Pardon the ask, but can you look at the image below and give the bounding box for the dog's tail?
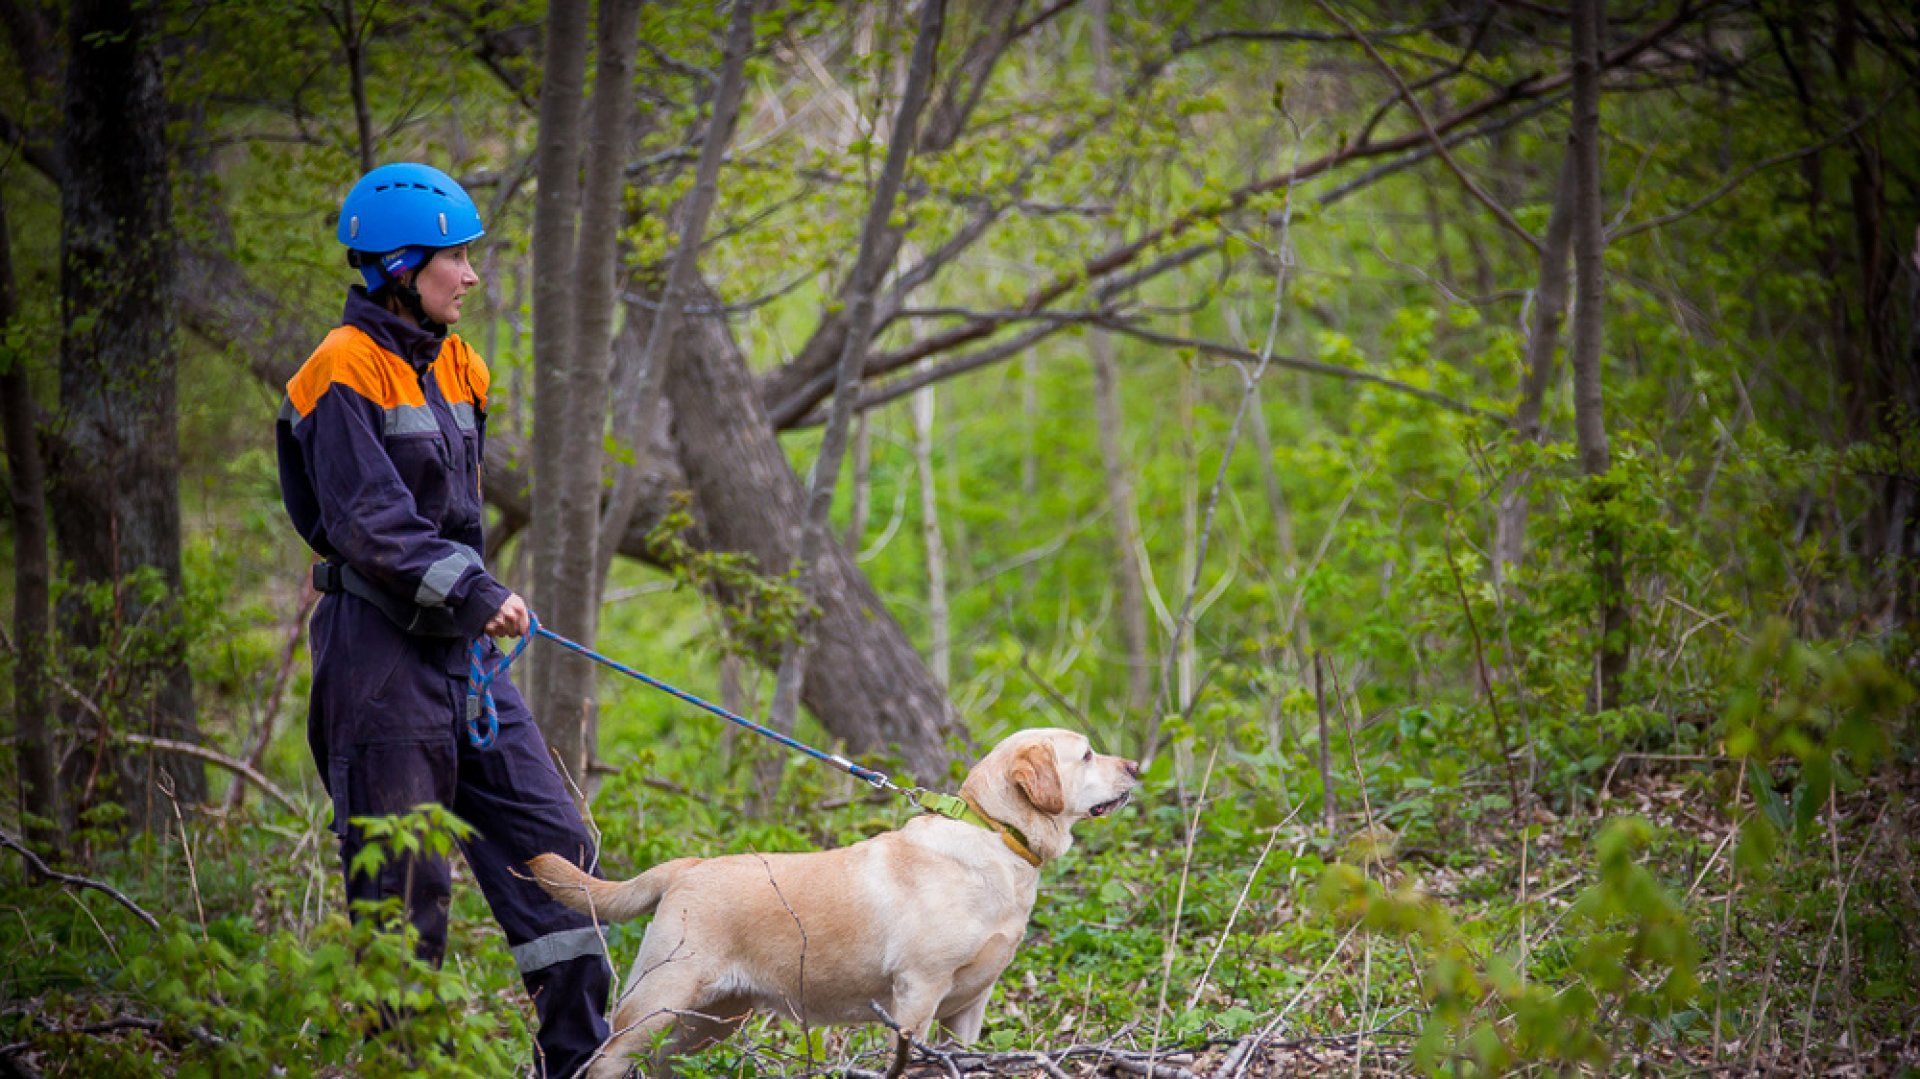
[527,853,697,923]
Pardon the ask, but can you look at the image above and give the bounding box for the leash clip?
[914,789,969,820]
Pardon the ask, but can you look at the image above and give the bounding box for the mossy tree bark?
[1569,0,1629,712]
[52,0,204,824]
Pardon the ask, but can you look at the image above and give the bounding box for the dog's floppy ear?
[1010,743,1065,814]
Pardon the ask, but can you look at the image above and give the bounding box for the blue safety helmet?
[337,162,485,291]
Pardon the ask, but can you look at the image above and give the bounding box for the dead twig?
[1440,517,1523,814]
[156,772,207,939]
[226,588,317,812]
[868,1001,962,1079]
[1799,799,1888,1070]
[44,659,302,816]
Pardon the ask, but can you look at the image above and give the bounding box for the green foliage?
[4,0,1916,1071]
[116,909,519,1077]
[1722,623,1915,872]
[347,804,477,883]
[1,806,522,1075]
[1317,816,1699,1075]
[643,493,813,659]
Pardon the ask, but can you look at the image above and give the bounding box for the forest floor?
[2,750,1916,1076]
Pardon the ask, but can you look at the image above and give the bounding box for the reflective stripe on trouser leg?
[450,668,610,1076]
[512,926,606,974]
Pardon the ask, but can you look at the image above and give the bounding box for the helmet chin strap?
[375,251,447,334]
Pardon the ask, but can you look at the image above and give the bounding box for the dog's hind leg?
[584,968,706,1079]
[657,994,749,1073]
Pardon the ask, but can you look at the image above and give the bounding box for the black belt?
[312,562,465,638]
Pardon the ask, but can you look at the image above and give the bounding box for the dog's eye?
[1083,748,1093,762]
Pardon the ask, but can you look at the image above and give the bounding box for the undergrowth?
[2,618,1913,1076]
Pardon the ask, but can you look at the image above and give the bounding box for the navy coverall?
[277,287,611,1076]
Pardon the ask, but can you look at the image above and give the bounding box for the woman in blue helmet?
[276,162,610,1075]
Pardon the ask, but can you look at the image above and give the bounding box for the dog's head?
[959,728,1139,863]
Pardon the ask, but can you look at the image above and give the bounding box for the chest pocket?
[383,402,455,523]
[447,399,483,511]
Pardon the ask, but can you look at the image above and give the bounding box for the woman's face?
[411,245,479,324]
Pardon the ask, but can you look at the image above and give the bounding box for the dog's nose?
[1123,759,1141,779]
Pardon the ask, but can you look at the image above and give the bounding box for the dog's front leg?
[938,990,992,1045]
[876,975,950,1079]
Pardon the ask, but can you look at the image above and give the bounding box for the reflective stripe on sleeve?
[448,401,477,431]
[278,396,303,427]
[511,927,606,974]
[416,549,476,607]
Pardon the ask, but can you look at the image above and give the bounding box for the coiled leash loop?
[464,611,899,794]
[465,618,534,750]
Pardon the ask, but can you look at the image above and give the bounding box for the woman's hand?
[485,592,531,637]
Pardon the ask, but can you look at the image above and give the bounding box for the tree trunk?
[846,413,870,551]
[1087,0,1152,714]
[1,192,64,848]
[1176,349,1198,714]
[599,0,758,585]
[1569,0,1628,712]
[530,0,640,785]
[339,0,375,172]
[1019,353,1038,603]
[767,0,949,760]
[1493,153,1577,582]
[1088,316,1153,708]
[1246,379,1317,687]
[526,0,592,774]
[52,0,203,823]
[660,282,951,780]
[1831,0,1913,625]
[911,375,950,686]
[1900,229,1920,629]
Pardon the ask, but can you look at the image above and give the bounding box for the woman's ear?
[1010,743,1064,814]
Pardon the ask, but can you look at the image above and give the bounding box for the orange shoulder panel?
[285,327,422,418]
[436,335,490,410]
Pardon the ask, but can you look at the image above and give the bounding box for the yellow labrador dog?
[528,727,1139,1078]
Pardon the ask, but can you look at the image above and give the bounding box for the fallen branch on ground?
[837,1029,1410,1079]
[0,829,160,930]
[0,1011,226,1057]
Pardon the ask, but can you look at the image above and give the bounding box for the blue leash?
[465,614,898,792]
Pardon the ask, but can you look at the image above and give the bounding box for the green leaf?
[1746,762,1790,833]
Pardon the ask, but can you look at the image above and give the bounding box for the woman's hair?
[350,247,443,324]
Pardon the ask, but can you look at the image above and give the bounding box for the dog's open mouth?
[1088,792,1131,818]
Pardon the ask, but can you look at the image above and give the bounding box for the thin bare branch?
[1608,92,1900,241]
[1099,321,1501,421]
[1315,0,1542,253]
[119,733,303,816]
[1174,15,1477,52]
[766,5,1702,426]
